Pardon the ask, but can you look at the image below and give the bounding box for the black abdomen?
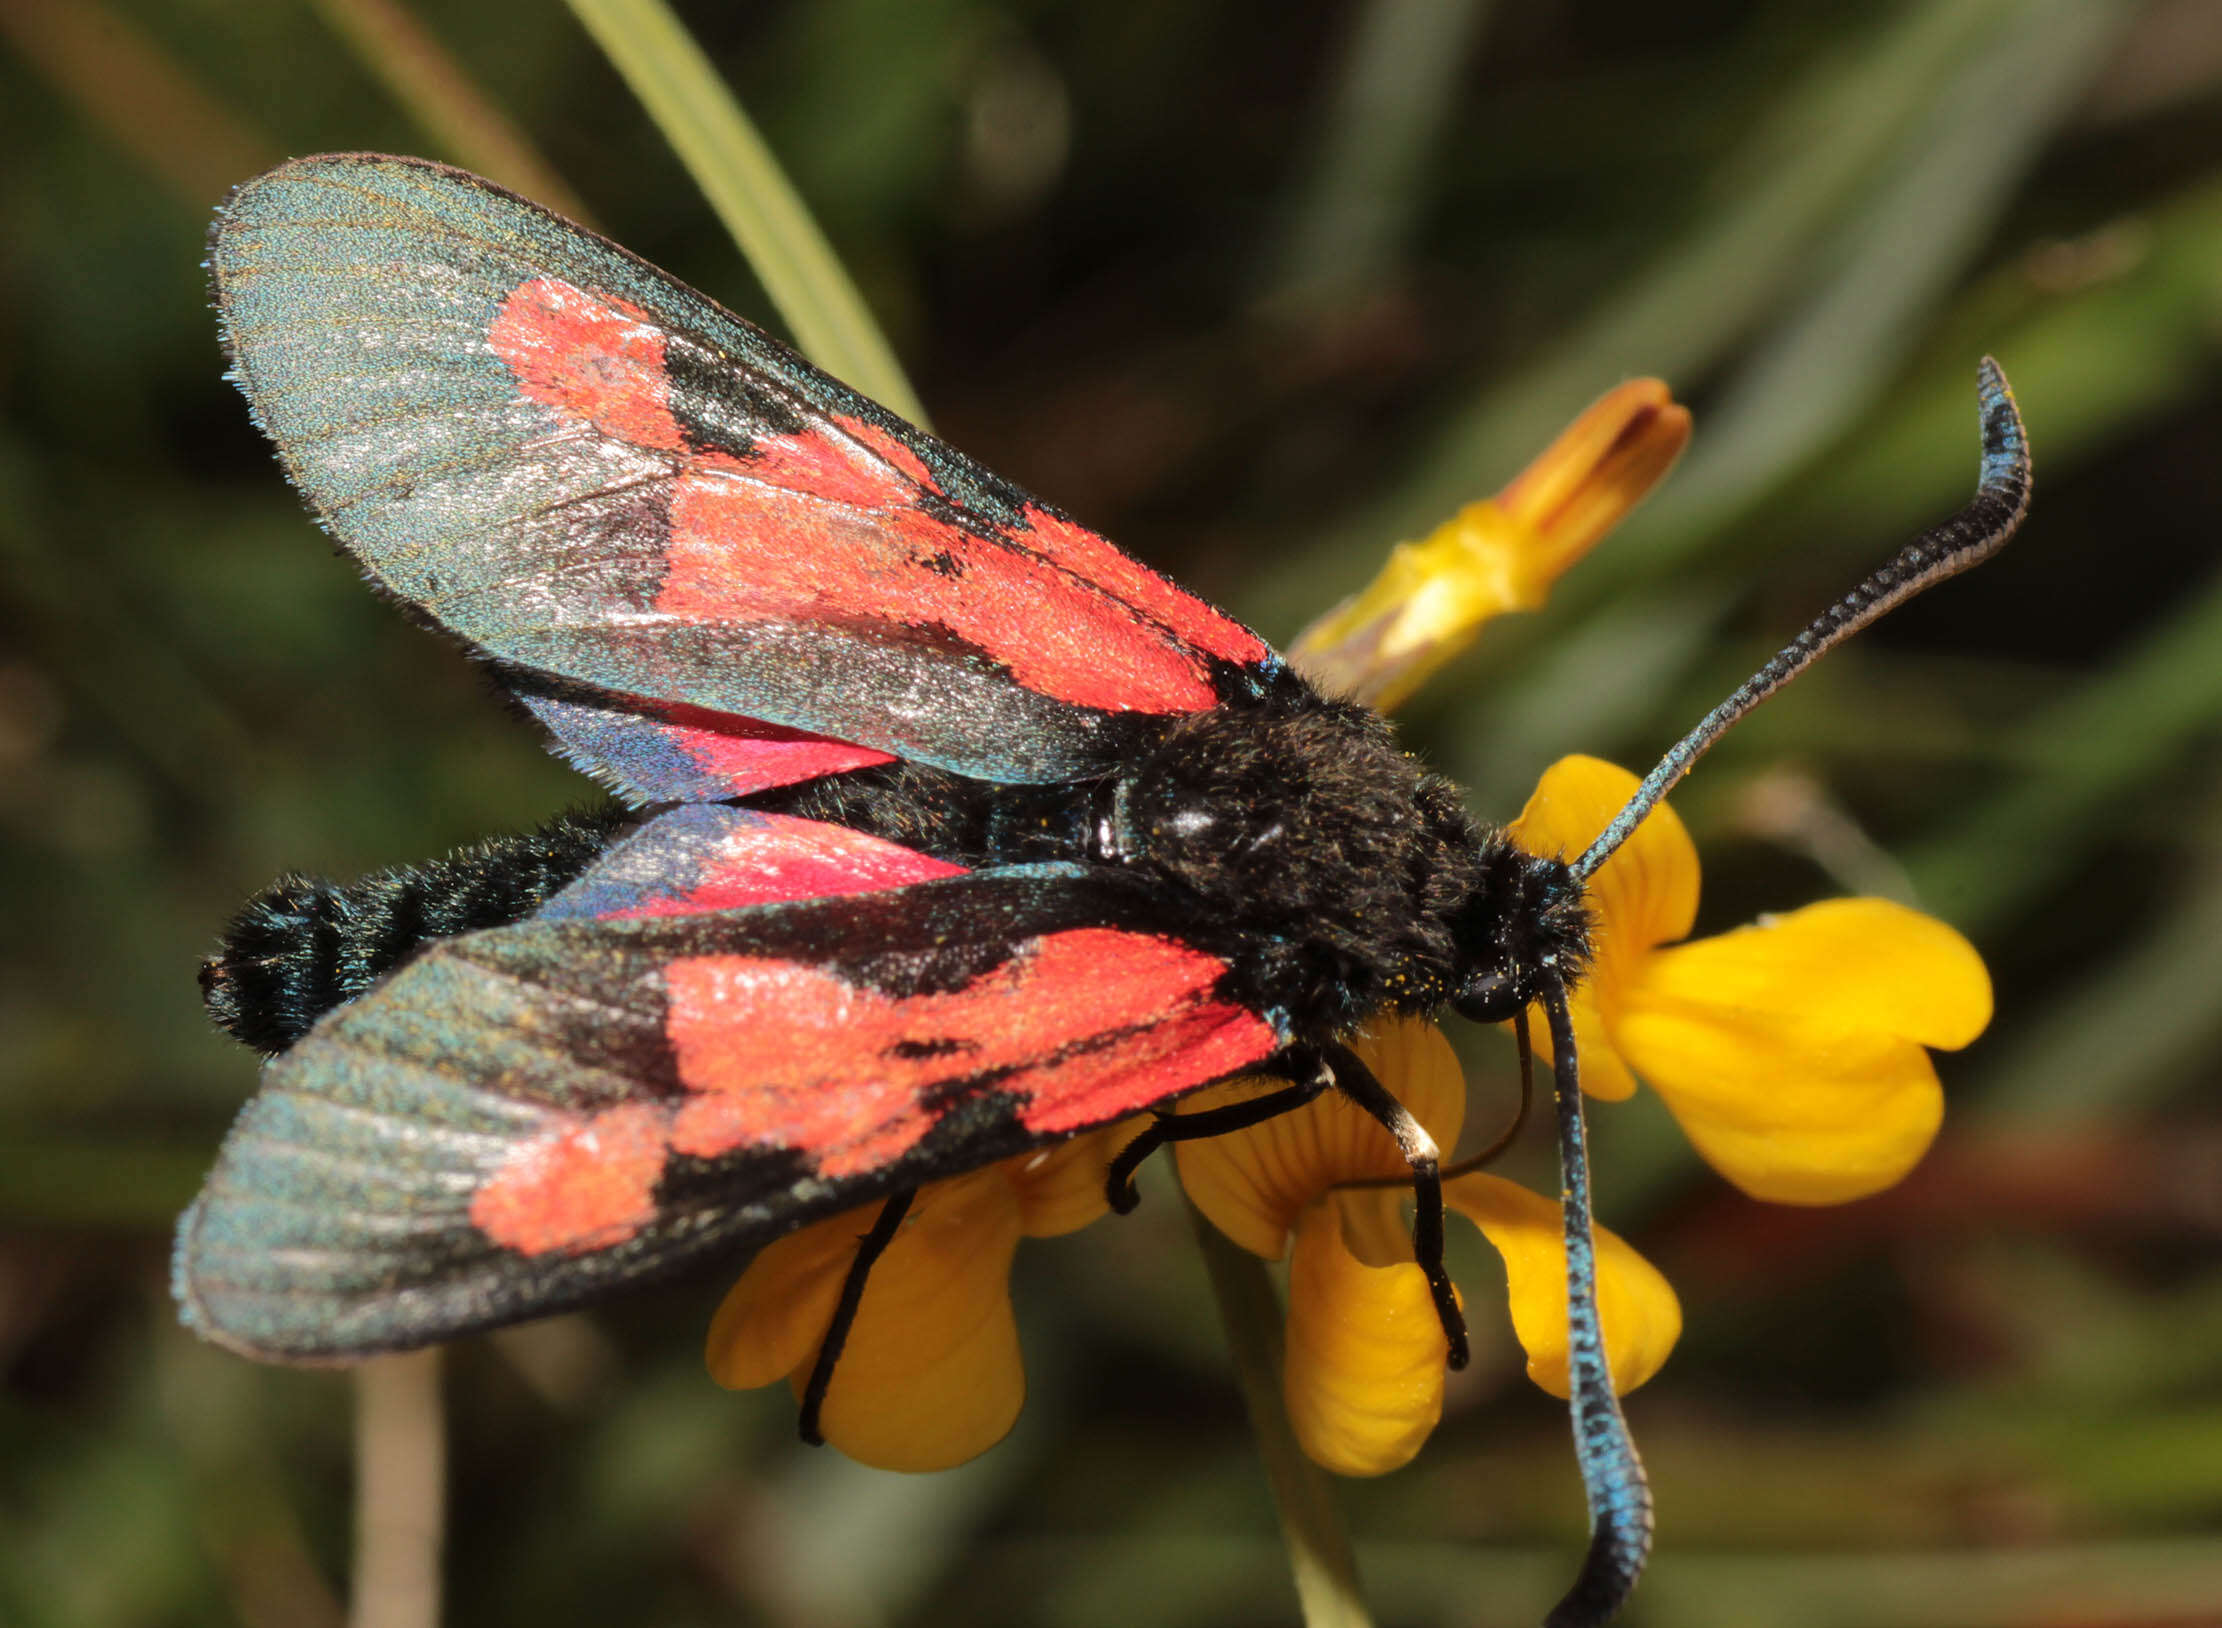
[202,804,632,1055]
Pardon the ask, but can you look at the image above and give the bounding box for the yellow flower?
[1173,1016,1682,1477]
[1512,755,1994,1204]
[1288,379,1690,710]
[1174,755,1992,1479]
[704,1122,1131,1472]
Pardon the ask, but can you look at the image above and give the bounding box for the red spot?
[1019,506,1269,666]
[610,812,965,918]
[836,415,939,491]
[656,489,1222,713]
[660,705,895,791]
[1012,999,1277,1136]
[471,1102,669,1256]
[662,929,1276,1178]
[741,421,921,511]
[489,279,684,451]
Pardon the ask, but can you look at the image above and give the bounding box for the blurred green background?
[4,1,2220,1624]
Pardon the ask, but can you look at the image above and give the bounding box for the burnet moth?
[178,154,2030,1626]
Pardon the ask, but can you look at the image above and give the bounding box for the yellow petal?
[1174,1017,1466,1259]
[798,1172,1028,1472]
[1613,1000,1947,1205]
[1283,1194,1449,1476]
[1508,755,1698,965]
[1525,983,1638,1102]
[1636,897,1992,1050]
[1447,1172,1680,1399]
[706,1202,872,1390]
[1005,1121,1140,1239]
[1611,897,1986,1204]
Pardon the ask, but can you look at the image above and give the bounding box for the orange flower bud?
[1290,380,1690,710]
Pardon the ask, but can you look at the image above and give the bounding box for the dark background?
[3,1,2219,1624]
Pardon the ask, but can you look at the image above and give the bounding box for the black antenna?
[1539,977,1651,1628]
[1575,359,2030,882]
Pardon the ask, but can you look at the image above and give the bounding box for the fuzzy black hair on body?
[756,694,1592,1041]
[210,676,1594,1062]
[202,803,633,1054]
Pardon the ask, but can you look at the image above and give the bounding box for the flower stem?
[351,1350,444,1628]
[1187,1198,1374,1628]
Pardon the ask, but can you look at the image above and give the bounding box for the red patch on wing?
[839,415,938,490]
[522,689,894,803]
[656,491,1223,713]
[470,1101,668,1256]
[1018,506,1269,667]
[608,813,966,919]
[1009,998,1272,1135]
[742,416,936,511]
[467,931,1274,1258]
[663,929,1275,1179]
[657,704,896,791]
[490,278,683,452]
[488,279,1257,714]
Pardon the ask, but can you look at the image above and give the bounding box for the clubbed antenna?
[1538,980,1652,1627]
[1575,359,2031,882]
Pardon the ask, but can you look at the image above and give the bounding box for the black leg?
[1440,1005,1536,1180]
[1322,1040,1471,1370]
[1103,1065,1329,1213]
[798,1187,917,1447]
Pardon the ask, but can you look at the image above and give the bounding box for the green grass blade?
[562,0,929,424]
[1188,1203,1375,1628]
[1261,0,1496,308]
[1625,0,2125,561]
[1904,563,2222,929]
[1971,853,2222,1120]
[309,0,595,224]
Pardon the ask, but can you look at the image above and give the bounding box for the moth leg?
[1439,1004,1535,1179]
[797,1188,917,1447]
[1323,1039,1471,1371]
[1104,1059,1328,1214]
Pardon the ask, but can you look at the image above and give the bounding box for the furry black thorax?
[756,693,1594,1040]
[206,688,1594,1054]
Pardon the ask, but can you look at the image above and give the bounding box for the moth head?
[1448,845,1589,1025]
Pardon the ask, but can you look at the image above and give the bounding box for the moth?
[179,155,2029,1627]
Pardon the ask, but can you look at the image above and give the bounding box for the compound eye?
[1453,971,1524,1024]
